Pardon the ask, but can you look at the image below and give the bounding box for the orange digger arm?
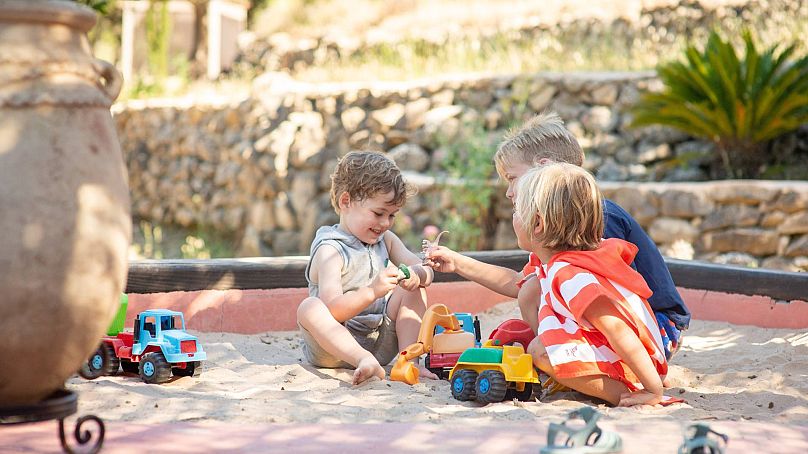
[390,304,462,384]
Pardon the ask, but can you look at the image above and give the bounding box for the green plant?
[75,0,111,14]
[631,29,808,178]
[181,235,210,259]
[131,220,165,259]
[437,120,498,251]
[130,220,236,259]
[144,0,171,80]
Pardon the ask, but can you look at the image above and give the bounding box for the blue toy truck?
[80,301,206,384]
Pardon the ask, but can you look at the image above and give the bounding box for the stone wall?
[114,71,808,271]
[602,181,808,271]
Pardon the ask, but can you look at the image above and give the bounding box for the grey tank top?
[305,225,390,335]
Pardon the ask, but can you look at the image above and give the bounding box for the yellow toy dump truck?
[448,335,539,404]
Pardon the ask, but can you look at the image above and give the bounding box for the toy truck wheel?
[475,370,508,403]
[79,344,118,379]
[102,343,121,375]
[79,350,103,380]
[451,369,478,401]
[172,361,201,377]
[139,352,172,384]
[505,382,534,402]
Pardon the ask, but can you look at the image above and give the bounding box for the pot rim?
[0,0,96,32]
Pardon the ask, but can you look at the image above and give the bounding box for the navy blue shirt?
[604,199,691,329]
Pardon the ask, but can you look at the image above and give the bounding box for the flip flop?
[677,423,728,454]
[540,406,623,453]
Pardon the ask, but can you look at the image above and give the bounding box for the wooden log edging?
[126,251,808,302]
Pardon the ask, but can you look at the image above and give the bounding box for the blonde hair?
[494,112,584,177]
[330,151,414,213]
[515,163,603,251]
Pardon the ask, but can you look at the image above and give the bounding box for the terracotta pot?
[0,0,130,406]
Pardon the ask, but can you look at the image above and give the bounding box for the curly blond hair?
[330,151,414,213]
[494,112,584,177]
[515,163,603,251]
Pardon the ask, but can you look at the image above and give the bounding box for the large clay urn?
[0,0,131,405]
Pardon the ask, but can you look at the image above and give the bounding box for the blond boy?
[297,151,437,385]
[427,112,690,359]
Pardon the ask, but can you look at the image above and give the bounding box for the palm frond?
[630,28,808,177]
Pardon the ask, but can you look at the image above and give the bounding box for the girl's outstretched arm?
[425,246,522,297]
[583,296,664,406]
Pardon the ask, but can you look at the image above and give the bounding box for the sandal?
[677,423,728,454]
[540,407,623,453]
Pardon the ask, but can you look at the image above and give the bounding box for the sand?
[67,301,808,434]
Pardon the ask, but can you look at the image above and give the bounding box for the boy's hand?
[371,264,401,298]
[423,246,459,273]
[617,390,663,407]
[398,266,421,291]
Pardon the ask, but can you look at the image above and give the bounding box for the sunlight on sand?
[682,328,744,352]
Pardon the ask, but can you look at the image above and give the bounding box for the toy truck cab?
[132,310,200,358]
[126,309,207,383]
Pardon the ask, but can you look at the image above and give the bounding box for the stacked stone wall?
[114,71,808,271]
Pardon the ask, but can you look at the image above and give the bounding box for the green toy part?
[456,347,503,364]
[384,259,411,281]
[677,423,728,454]
[106,293,129,336]
[540,407,623,454]
[398,263,410,280]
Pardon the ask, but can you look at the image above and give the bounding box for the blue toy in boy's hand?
[656,312,682,360]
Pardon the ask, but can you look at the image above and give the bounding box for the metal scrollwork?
[0,389,106,454]
[58,414,105,454]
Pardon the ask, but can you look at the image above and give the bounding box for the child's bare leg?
[518,276,540,333]
[527,337,629,406]
[387,287,438,379]
[297,297,384,384]
[387,287,428,349]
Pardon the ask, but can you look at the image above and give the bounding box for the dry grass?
[247,0,807,82]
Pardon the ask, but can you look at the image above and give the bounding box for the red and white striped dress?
[534,239,668,390]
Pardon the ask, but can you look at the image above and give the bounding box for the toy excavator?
[390,304,477,385]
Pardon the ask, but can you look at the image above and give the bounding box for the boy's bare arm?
[313,245,398,322]
[426,246,521,298]
[584,296,664,403]
[384,231,433,290]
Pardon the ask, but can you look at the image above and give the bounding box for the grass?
[130,220,238,260]
[292,16,808,82]
[99,0,808,95]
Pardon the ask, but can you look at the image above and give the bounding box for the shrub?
[436,120,498,251]
[631,29,808,178]
[75,0,110,14]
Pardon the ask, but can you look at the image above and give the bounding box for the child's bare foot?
[353,356,385,385]
[416,363,439,380]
